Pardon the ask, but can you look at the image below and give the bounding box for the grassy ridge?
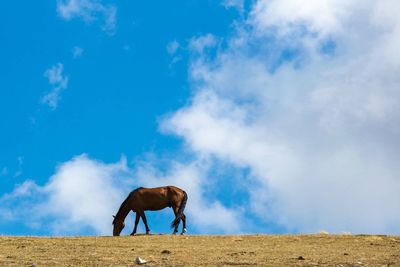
[0,234,399,266]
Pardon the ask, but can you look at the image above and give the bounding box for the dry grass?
[0,234,399,266]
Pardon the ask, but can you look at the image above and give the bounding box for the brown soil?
[0,234,399,266]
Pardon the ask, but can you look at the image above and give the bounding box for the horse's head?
[112,215,125,236]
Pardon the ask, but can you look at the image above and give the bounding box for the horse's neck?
[116,197,132,222]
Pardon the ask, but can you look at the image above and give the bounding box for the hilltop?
[0,234,399,266]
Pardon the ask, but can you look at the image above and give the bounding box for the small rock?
[344,253,349,256]
[136,257,147,265]
[161,250,171,254]
[298,256,305,260]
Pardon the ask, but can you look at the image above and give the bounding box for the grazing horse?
[112,186,188,236]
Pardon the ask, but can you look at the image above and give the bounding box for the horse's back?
[136,185,184,195]
[166,185,185,194]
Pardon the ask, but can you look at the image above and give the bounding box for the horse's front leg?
[140,211,150,234]
[130,212,140,236]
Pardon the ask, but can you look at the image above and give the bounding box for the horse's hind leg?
[130,212,140,236]
[181,213,187,235]
[172,206,180,234]
[140,211,150,234]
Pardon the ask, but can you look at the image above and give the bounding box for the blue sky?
[0,0,237,190]
[1,0,400,236]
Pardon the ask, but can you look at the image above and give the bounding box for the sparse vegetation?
[0,234,399,266]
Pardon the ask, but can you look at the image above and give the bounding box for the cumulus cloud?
[0,155,242,235]
[250,0,349,37]
[0,155,128,235]
[41,63,68,110]
[57,0,117,34]
[43,155,129,234]
[162,0,400,233]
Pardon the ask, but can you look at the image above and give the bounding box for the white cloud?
[73,46,84,58]
[222,0,244,12]
[1,180,42,200]
[14,156,24,177]
[41,63,68,110]
[43,155,129,234]
[167,40,180,55]
[162,0,400,234]
[167,40,182,66]
[56,0,117,34]
[189,34,218,54]
[0,155,129,235]
[44,63,68,87]
[0,180,44,222]
[0,155,242,235]
[251,0,346,36]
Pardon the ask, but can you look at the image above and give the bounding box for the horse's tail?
[171,190,188,229]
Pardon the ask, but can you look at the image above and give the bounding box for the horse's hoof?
[172,231,177,235]
[130,233,136,236]
[146,231,150,235]
[180,228,187,235]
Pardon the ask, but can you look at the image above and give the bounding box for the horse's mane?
[113,187,143,223]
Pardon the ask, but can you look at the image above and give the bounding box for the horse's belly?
[143,203,169,211]
[146,206,168,211]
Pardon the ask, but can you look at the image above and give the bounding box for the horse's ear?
[112,215,116,218]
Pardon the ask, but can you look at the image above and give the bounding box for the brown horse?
[112,186,188,236]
